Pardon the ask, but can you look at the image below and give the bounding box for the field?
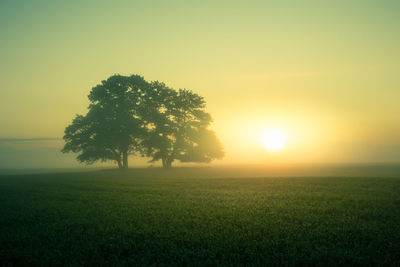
[1,167,400,266]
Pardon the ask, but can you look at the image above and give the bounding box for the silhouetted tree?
[142,83,224,168]
[62,75,150,168]
[63,74,224,169]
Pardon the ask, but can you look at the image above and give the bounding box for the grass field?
[1,168,400,266]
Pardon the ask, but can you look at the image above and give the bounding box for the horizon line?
[0,137,62,142]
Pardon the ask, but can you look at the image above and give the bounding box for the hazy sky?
[1,0,400,168]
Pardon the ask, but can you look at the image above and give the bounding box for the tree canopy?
[62,74,224,168]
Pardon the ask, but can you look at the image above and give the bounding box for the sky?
[1,0,400,168]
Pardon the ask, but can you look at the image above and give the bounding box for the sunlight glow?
[260,129,287,152]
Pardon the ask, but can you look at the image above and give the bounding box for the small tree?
[62,75,150,168]
[142,84,224,168]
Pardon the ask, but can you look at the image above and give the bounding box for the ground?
[1,168,400,265]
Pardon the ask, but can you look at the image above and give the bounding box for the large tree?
[62,75,150,168]
[142,83,224,168]
[63,74,224,169]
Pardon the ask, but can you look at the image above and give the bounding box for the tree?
[63,74,224,169]
[142,84,224,168]
[62,75,150,168]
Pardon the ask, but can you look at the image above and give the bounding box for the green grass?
[1,168,400,266]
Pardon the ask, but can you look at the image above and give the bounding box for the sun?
[260,128,287,152]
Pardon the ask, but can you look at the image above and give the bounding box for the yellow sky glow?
[1,1,400,167]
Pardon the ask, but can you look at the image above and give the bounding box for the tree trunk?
[117,159,122,169]
[122,150,128,169]
[162,157,172,169]
[162,157,166,168]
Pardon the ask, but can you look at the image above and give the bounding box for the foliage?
[142,84,224,168]
[62,75,150,168]
[1,170,400,265]
[62,75,224,168]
